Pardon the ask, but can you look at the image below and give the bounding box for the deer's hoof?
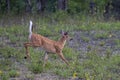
[24,56,27,59]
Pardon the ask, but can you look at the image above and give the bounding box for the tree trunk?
[58,0,67,10]
[89,1,97,15]
[36,0,46,13]
[25,0,32,13]
[0,0,1,11]
[6,0,10,13]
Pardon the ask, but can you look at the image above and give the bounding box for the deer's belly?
[42,44,56,53]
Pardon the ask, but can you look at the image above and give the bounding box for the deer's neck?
[59,37,66,47]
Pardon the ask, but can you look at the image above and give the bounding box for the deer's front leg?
[58,52,69,65]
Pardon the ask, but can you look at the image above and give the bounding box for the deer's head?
[61,31,73,41]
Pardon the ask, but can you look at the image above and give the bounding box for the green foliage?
[0,0,25,14]
[11,0,25,13]
[25,74,34,80]
[94,0,110,12]
[46,0,57,12]
[8,70,20,77]
[29,63,43,74]
[0,0,116,15]
[94,32,109,39]
[68,0,90,13]
[0,73,10,80]
[53,11,68,21]
[81,36,90,43]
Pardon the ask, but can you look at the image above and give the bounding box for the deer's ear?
[60,30,64,35]
[64,32,68,35]
[60,30,68,35]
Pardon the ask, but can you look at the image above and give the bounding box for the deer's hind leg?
[24,42,33,59]
[43,52,49,67]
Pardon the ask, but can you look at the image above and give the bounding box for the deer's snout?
[68,37,73,41]
[70,38,73,41]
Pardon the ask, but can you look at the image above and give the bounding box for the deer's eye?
[65,35,68,38]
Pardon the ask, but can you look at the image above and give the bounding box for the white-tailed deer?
[24,20,71,66]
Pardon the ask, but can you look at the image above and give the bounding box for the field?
[0,13,120,80]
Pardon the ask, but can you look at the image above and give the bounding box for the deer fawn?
[24,20,71,66]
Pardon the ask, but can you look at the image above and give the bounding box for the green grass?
[81,36,90,43]
[0,14,120,79]
[29,62,43,74]
[0,73,10,80]
[94,31,109,39]
[8,70,20,78]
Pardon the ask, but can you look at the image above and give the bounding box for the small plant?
[94,32,108,39]
[0,59,12,70]
[25,74,34,80]
[0,73,10,80]
[8,70,20,78]
[114,39,120,44]
[29,63,43,74]
[0,70,2,75]
[85,72,90,80]
[52,11,68,21]
[0,46,16,58]
[54,68,70,78]
[79,25,88,31]
[99,41,105,46]
[87,45,92,50]
[81,36,90,43]
[63,47,75,60]
[106,48,112,59]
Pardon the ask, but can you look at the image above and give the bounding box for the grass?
[0,14,120,79]
[0,74,10,80]
[8,70,20,77]
[29,62,43,74]
[81,36,90,43]
[94,31,109,40]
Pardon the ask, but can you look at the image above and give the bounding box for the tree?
[36,0,46,13]
[89,1,97,15]
[111,0,120,20]
[25,0,32,13]
[58,0,67,10]
[0,0,1,11]
[6,0,10,13]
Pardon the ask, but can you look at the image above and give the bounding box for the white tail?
[29,20,33,39]
[24,21,71,66]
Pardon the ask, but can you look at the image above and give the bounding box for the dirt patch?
[69,30,120,56]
